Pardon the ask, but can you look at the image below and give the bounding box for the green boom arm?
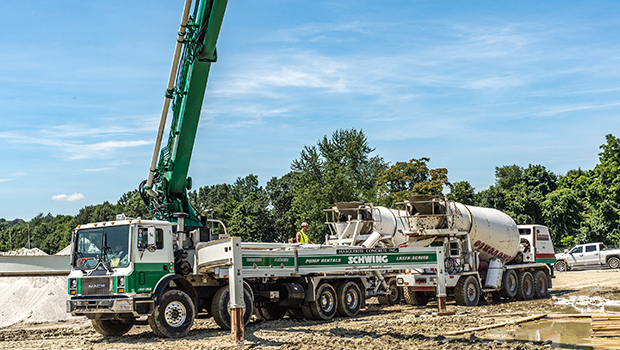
[141,0,228,227]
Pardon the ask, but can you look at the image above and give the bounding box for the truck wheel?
[607,257,620,269]
[378,279,401,305]
[336,281,362,317]
[516,272,535,301]
[258,303,288,320]
[554,261,566,272]
[91,319,134,336]
[454,275,480,307]
[403,287,429,306]
[533,270,549,298]
[286,307,305,319]
[309,283,338,320]
[211,285,254,330]
[500,270,518,299]
[148,289,195,338]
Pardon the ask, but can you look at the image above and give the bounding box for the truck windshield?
[74,225,130,269]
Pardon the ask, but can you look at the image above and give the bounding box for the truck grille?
[81,277,113,296]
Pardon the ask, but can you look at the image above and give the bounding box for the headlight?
[70,279,77,288]
[118,276,125,287]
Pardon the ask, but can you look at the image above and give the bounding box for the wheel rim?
[556,262,565,271]
[466,282,477,302]
[507,274,517,293]
[610,259,619,268]
[537,277,546,293]
[320,291,335,313]
[346,290,359,310]
[389,285,399,302]
[524,277,533,295]
[164,301,187,327]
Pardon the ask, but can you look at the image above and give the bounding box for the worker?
[296,222,314,244]
[110,244,128,267]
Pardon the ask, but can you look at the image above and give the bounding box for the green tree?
[227,192,273,242]
[448,181,476,205]
[541,188,582,248]
[289,128,387,242]
[375,157,449,208]
[266,174,294,242]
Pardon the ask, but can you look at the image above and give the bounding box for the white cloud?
[0,179,13,183]
[51,193,85,201]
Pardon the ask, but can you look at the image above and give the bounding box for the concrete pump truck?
[66,0,450,339]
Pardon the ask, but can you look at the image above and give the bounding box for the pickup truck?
[554,242,620,271]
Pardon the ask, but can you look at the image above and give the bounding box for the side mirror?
[147,227,157,252]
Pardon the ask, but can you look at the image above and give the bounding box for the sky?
[1,0,619,220]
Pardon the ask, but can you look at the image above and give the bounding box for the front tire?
[516,272,535,301]
[555,261,566,272]
[91,319,134,337]
[211,285,254,330]
[402,287,429,306]
[454,275,480,307]
[148,289,195,338]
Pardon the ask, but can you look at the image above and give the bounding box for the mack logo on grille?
[81,277,112,295]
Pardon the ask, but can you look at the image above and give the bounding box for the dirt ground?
[2,268,620,350]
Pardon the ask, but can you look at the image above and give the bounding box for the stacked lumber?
[590,315,620,337]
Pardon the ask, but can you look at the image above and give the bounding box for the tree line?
[1,129,619,254]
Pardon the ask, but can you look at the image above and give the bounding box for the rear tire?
[91,319,134,337]
[533,270,549,299]
[454,275,480,307]
[402,287,429,306]
[378,279,401,305]
[309,283,338,320]
[516,272,535,301]
[336,281,362,317]
[286,307,305,319]
[258,303,287,320]
[500,269,518,299]
[211,285,254,329]
[607,257,620,269]
[148,289,195,338]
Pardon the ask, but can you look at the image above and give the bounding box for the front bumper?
[67,297,154,316]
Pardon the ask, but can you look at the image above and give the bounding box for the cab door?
[131,225,174,293]
[567,246,584,267]
[582,244,600,266]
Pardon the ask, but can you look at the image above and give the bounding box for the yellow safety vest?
[297,230,309,243]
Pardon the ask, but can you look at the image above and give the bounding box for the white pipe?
[146,0,193,196]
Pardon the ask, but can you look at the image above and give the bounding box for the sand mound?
[0,276,80,328]
[0,248,48,256]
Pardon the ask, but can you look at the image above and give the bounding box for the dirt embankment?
[1,269,619,350]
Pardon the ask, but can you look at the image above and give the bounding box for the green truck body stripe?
[298,252,437,267]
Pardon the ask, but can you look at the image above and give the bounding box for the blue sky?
[1,1,619,220]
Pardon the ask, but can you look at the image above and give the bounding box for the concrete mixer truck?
[394,196,555,307]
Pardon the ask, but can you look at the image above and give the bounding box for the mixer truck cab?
[516,225,556,264]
